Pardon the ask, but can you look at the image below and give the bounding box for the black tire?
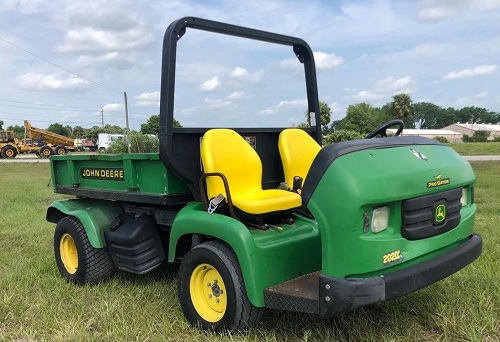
[39,145,53,158]
[54,216,116,284]
[178,240,264,331]
[55,145,68,155]
[1,145,17,159]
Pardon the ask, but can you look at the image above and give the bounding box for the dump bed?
[50,153,191,206]
[24,120,74,147]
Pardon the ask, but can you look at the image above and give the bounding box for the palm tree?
[390,93,412,122]
[303,101,331,129]
[319,101,332,130]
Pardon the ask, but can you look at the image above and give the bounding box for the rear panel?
[50,153,190,205]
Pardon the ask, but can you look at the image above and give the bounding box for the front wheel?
[1,146,17,158]
[54,216,116,284]
[178,241,264,331]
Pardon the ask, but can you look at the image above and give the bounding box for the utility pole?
[124,92,131,154]
[100,108,104,127]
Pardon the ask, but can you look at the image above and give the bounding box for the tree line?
[3,116,182,142]
[3,94,498,144]
[322,94,499,143]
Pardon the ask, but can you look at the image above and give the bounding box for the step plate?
[264,272,320,314]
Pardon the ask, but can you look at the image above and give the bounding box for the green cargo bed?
[50,153,191,205]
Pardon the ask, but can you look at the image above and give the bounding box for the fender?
[168,202,321,307]
[46,198,123,248]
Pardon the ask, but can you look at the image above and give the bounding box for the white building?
[387,129,463,143]
[442,123,500,141]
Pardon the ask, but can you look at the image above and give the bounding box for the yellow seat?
[200,129,302,217]
[278,128,321,188]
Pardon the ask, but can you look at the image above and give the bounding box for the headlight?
[371,206,390,233]
[460,187,468,207]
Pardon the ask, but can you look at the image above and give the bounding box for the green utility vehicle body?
[46,16,482,329]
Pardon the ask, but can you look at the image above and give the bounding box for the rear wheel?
[178,240,264,331]
[1,146,17,158]
[39,145,53,158]
[54,216,116,284]
[55,145,68,155]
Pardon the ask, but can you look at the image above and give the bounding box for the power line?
[0,88,121,102]
[0,116,102,126]
[0,98,102,110]
[0,103,100,113]
[0,36,122,95]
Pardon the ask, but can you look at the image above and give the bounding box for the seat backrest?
[278,128,321,187]
[201,129,263,199]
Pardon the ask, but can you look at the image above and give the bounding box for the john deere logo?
[435,204,446,223]
[427,174,450,188]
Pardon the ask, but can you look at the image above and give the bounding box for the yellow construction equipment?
[0,120,75,158]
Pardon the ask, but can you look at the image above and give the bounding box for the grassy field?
[1,162,499,341]
[448,142,500,156]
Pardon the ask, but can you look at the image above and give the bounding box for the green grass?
[1,162,499,341]
[447,142,500,156]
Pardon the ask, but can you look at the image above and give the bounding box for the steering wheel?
[365,119,404,139]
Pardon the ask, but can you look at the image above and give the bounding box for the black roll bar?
[159,16,321,190]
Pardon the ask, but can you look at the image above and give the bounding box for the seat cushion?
[201,128,302,216]
[232,189,302,215]
[279,128,321,187]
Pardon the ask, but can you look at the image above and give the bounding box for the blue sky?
[0,0,499,130]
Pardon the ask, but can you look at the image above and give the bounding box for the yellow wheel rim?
[43,149,51,156]
[57,149,65,155]
[6,150,14,157]
[190,263,227,322]
[60,233,78,274]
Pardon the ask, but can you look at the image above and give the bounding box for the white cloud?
[260,98,307,116]
[56,5,154,53]
[229,67,263,83]
[58,27,153,53]
[229,67,249,78]
[376,76,412,93]
[346,90,385,102]
[277,99,308,108]
[328,102,346,116]
[281,51,344,71]
[202,97,233,109]
[74,52,139,70]
[280,57,301,70]
[0,0,48,13]
[103,103,124,112]
[418,6,455,21]
[227,91,243,100]
[418,0,500,21]
[313,52,344,70]
[443,65,497,80]
[260,108,275,115]
[16,72,90,91]
[135,91,160,107]
[474,91,488,99]
[344,76,412,105]
[199,76,221,92]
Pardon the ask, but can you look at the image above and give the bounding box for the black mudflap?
[105,214,166,274]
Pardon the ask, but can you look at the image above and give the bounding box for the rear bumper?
[319,233,482,318]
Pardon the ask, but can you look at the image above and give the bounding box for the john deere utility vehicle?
[46,17,481,331]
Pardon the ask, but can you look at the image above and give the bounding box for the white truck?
[98,133,125,151]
